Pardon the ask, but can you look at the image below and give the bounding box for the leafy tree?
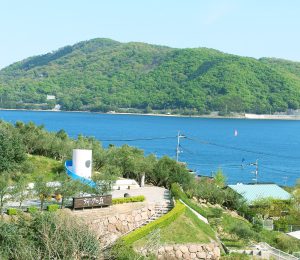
[0,173,11,215]
[92,165,121,195]
[11,176,30,208]
[34,176,54,210]
[213,168,227,188]
[0,123,26,172]
[149,156,193,189]
[56,177,88,208]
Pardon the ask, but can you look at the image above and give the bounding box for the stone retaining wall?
[140,243,221,259]
[80,204,156,246]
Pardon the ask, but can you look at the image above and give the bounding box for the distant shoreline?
[1,108,300,120]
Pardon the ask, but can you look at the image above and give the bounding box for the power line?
[260,165,300,175]
[188,162,244,169]
[100,136,176,142]
[187,137,300,160]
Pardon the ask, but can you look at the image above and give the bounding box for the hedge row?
[7,208,19,215]
[112,195,145,205]
[122,200,186,245]
[47,204,60,212]
[171,183,208,218]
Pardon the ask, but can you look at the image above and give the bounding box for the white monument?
[72,149,92,179]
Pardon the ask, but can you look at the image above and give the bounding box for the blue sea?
[1,110,299,186]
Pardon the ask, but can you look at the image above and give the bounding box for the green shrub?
[123,201,185,245]
[171,183,207,217]
[112,195,145,204]
[221,253,251,259]
[27,206,38,214]
[230,224,257,240]
[260,229,300,253]
[274,218,289,232]
[47,204,59,212]
[108,240,142,260]
[7,208,18,215]
[207,207,223,218]
[0,211,101,259]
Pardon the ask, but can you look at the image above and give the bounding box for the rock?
[183,252,191,259]
[173,245,180,251]
[141,211,148,220]
[213,247,220,258]
[165,246,174,252]
[175,250,183,258]
[190,253,197,259]
[108,216,117,224]
[124,224,130,232]
[119,214,125,221]
[126,215,133,222]
[205,243,214,252]
[196,252,206,259]
[196,245,203,252]
[179,245,189,253]
[129,223,135,230]
[189,245,198,253]
[107,223,116,232]
[158,247,165,254]
[135,214,142,222]
[115,220,123,232]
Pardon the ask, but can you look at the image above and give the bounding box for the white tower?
[72,149,92,179]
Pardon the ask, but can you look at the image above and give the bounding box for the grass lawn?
[22,155,64,181]
[134,208,216,248]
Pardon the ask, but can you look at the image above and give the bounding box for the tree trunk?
[61,197,65,209]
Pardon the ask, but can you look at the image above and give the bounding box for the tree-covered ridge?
[1,38,300,114]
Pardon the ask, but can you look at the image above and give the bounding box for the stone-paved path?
[112,185,171,204]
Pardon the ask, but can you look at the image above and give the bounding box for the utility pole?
[176,131,186,162]
[250,159,258,184]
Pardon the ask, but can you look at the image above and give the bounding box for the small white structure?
[53,104,61,111]
[72,149,92,179]
[46,95,56,100]
[112,178,140,190]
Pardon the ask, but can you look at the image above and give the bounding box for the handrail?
[259,242,299,260]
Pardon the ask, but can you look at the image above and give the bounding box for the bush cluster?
[47,204,60,212]
[171,183,208,217]
[27,206,38,214]
[122,201,186,245]
[0,211,100,259]
[112,195,145,204]
[7,208,18,216]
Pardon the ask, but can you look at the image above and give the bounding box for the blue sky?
[0,0,299,68]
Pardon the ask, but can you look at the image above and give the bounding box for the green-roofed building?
[228,183,291,204]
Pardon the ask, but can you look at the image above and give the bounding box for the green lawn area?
[22,154,64,181]
[134,208,216,248]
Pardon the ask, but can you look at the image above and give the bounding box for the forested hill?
[1,38,300,115]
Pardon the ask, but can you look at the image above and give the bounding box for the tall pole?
[176,131,185,162]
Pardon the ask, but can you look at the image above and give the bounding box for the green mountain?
[1,38,300,114]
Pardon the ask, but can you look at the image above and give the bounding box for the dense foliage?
[1,38,300,114]
[0,120,194,192]
[0,211,101,259]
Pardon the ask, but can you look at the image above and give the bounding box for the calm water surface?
[1,110,299,186]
